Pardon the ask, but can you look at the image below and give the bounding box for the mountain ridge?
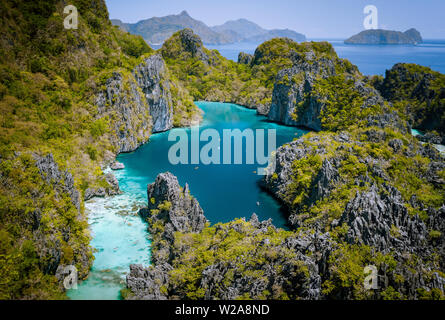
[112,11,306,45]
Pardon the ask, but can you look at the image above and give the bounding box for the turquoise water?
[207,39,445,75]
[117,102,306,227]
[67,169,151,300]
[68,102,305,299]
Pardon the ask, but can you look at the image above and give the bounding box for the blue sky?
[105,0,445,39]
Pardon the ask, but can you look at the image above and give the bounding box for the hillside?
[0,0,199,299]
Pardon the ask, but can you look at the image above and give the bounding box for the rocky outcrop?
[177,28,210,63]
[84,172,121,201]
[126,172,206,299]
[95,71,152,153]
[345,28,423,45]
[32,153,91,280]
[267,50,336,128]
[95,54,175,150]
[34,153,81,213]
[416,131,444,145]
[262,128,445,298]
[373,63,445,141]
[266,46,392,131]
[133,55,173,132]
[126,173,333,300]
[238,52,253,65]
[110,161,125,170]
[143,172,207,237]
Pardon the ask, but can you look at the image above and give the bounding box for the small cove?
[68,101,307,299]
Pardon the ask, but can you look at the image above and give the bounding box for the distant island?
[345,28,423,45]
[112,10,306,46]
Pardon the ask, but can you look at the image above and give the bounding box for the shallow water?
[68,102,305,299]
[67,168,151,300]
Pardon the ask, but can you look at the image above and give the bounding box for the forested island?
[345,28,423,45]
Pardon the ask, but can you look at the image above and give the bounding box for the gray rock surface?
[143,172,207,237]
[110,161,125,170]
[83,172,121,201]
[32,153,91,281]
[126,172,206,299]
[266,47,407,132]
[95,71,152,152]
[34,153,80,213]
[133,55,173,132]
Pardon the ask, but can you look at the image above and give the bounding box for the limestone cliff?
[133,55,174,133]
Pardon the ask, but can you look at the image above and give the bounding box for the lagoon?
[68,102,306,299]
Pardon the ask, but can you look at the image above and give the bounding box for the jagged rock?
[110,161,125,170]
[33,153,80,213]
[133,55,173,132]
[267,50,338,129]
[84,173,121,201]
[238,52,253,65]
[416,131,443,144]
[126,173,335,300]
[144,172,207,235]
[266,46,406,132]
[31,153,91,281]
[126,264,172,300]
[95,71,152,152]
[177,28,210,63]
[105,173,121,195]
[340,183,428,251]
[84,187,105,201]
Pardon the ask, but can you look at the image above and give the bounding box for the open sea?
[207,39,445,76]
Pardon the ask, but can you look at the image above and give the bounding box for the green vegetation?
[164,219,304,300]
[281,128,444,229]
[371,63,445,137]
[1,0,443,301]
[0,0,157,299]
[314,75,381,131]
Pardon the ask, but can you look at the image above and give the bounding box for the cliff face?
[267,48,338,129]
[345,28,423,45]
[32,153,93,277]
[95,71,152,152]
[126,172,207,299]
[238,52,253,65]
[133,55,173,133]
[95,53,175,149]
